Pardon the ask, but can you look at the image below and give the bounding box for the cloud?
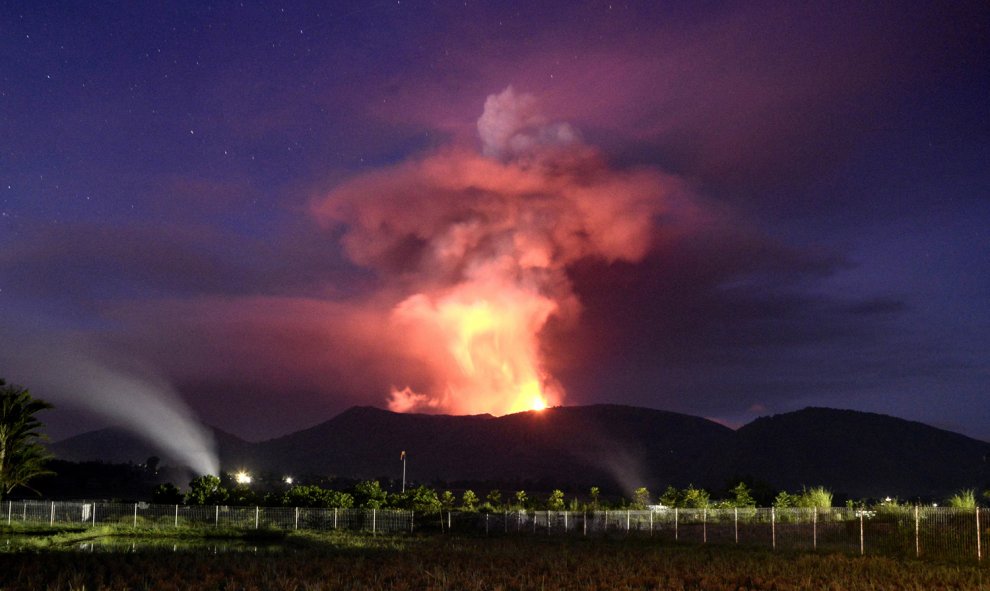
[310,86,696,416]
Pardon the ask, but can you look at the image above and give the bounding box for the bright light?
[284,476,294,485]
[235,471,252,485]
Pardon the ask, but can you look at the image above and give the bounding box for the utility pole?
[400,450,407,493]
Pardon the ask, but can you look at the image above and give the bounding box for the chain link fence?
[3,500,986,561]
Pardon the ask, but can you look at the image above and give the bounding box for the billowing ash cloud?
[312,87,693,416]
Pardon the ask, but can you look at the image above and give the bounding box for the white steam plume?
[1,332,218,476]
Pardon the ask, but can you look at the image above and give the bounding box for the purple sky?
[1,1,988,443]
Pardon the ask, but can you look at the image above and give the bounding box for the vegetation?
[630,486,651,509]
[353,480,388,509]
[948,489,977,509]
[1,529,988,590]
[0,379,54,502]
[773,486,833,509]
[184,475,228,505]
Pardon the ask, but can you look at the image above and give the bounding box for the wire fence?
[4,500,986,562]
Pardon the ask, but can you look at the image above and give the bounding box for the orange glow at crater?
[387,276,563,416]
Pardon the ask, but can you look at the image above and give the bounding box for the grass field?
[1,527,988,590]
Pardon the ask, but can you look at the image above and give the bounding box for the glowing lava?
[387,276,562,415]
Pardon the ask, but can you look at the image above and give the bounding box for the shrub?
[947,489,976,509]
[353,480,387,509]
[797,486,833,508]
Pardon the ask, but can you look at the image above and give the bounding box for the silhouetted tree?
[546,489,565,511]
[460,489,479,512]
[152,483,183,504]
[631,487,651,509]
[588,486,601,511]
[185,474,228,505]
[0,379,54,501]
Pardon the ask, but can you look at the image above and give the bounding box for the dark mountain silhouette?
[255,404,735,491]
[49,425,253,468]
[48,405,990,499]
[733,407,990,499]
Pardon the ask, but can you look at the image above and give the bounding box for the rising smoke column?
[0,330,219,476]
[314,87,687,416]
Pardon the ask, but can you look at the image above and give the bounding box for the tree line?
[153,475,844,513]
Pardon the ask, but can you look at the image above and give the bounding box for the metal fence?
[4,500,986,562]
[4,500,413,535]
[449,506,986,562]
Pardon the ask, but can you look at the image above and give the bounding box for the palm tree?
[0,379,55,501]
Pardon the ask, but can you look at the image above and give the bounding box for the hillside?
[734,407,990,498]
[48,404,990,498]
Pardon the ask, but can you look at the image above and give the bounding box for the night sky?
[2,1,988,444]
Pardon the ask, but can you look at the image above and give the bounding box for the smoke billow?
[1,333,219,475]
[313,86,689,416]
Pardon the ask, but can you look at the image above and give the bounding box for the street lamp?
[235,471,252,485]
[400,450,407,493]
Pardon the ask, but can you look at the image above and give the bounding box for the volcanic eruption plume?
[314,87,688,416]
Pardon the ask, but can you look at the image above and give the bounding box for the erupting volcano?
[314,87,688,416]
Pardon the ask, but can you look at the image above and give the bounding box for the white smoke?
[477,86,580,160]
[1,332,218,476]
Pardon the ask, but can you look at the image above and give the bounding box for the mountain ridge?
[49,404,990,498]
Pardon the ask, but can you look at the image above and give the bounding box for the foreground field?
[1,529,988,590]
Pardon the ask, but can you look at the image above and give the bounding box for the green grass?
[1,530,988,590]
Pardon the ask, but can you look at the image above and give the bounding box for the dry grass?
[1,533,987,590]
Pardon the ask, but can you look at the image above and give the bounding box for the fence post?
[22,502,26,521]
[771,507,776,550]
[175,504,179,528]
[294,507,299,530]
[255,506,259,530]
[650,510,653,536]
[583,511,587,536]
[859,511,864,556]
[411,510,415,533]
[334,507,338,530]
[7,500,11,525]
[564,510,568,532]
[674,508,678,541]
[977,508,982,562]
[372,509,376,534]
[449,511,452,532]
[133,503,137,528]
[626,510,630,533]
[486,512,489,535]
[734,507,738,544]
[92,503,97,527]
[50,501,55,526]
[914,505,920,558]
[813,508,817,550]
[703,508,707,544]
[215,505,219,527]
